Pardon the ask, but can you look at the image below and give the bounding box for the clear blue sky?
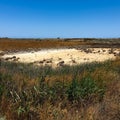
[0,0,120,38]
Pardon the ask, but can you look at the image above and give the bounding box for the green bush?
[0,73,3,98]
[67,76,105,103]
[0,85,4,98]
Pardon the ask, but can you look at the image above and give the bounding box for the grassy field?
[0,38,120,51]
[0,38,120,120]
[0,57,120,120]
[0,38,89,51]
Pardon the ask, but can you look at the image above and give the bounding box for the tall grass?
[0,57,120,120]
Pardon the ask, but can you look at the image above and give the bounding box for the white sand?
[2,48,119,67]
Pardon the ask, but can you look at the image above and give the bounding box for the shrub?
[67,76,105,103]
[0,73,4,98]
[0,85,4,98]
[0,58,119,120]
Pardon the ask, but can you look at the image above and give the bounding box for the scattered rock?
[113,52,120,56]
[5,57,12,61]
[108,48,114,54]
[58,58,62,60]
[39,60,44,64]
[103,49,106,52]
[98,50,100,53]
[84,48,92,53]
[13,57,20,61]
[57,61,64,66]
[46,59,52,63]
[4,56,18,61]
[0,51,5,56]
[72,60,76,63]
[12,56,16,59]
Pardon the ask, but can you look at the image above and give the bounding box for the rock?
[58,58,62,60]
[113,52,120,56]
[39,60,44,64]
[0,51,5,56]
[72,60,76,63]
[12,56,16,59]
[84,48,92,53]
[13,57,20,61]
[5,57,12,61]
[46,59,52,63]
[57,61,64,66]
[103,50,106,52]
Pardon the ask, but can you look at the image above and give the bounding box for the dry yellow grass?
[0,38,89,51]
[1,38,120,51]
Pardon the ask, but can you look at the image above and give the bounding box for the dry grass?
[0,38,89,51]
[0,57,120,120]
[0,38,120,51]
[0,38,120,119]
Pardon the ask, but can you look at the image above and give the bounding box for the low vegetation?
[0,57,120,120]
[0,38,120,51]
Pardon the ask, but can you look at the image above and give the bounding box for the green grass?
[0,58,120,120]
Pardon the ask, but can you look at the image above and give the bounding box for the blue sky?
[0,0,120,38]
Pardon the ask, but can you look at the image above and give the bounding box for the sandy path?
[2,48,119,67]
